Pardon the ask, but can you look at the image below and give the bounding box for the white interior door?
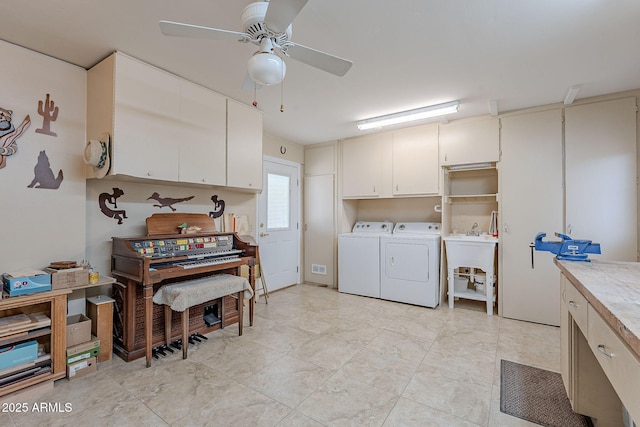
[258,157,301,292]
[500,109,564,326]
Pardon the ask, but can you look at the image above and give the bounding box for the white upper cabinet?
[392,124,439,196]
[227,99,263,191]
[87,52,253,188]
[439,117,500,166]
[110,52,181,181]
[178,80,226,185]
[341,133,387,198]
[565,97,637,261]
[342,126,440,199]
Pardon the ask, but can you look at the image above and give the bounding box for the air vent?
[311,264,327,275]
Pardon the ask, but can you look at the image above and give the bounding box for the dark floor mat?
[500,359,593,427]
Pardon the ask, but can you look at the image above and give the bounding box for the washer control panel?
[352,221,394,234]
[393,222,441,235]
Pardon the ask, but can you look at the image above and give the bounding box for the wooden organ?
[110,214,256,367]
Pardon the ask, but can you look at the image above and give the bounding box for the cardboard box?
[66,356,96,380]
[3,272,51,297]
[66,336,100,365]
[66,314,91,348]
[0,340,38,371]
[44,267,88,289]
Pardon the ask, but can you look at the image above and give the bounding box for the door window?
[267,173,290,230]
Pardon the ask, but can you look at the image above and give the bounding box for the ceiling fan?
[159,0,353,87]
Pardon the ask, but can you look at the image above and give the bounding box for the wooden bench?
[152,274,253,359]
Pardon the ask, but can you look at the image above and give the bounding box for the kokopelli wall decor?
[209,195,225,218]
[99,187,128,224]
[36,93,59,137]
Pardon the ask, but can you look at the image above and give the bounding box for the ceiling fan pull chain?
[280,59,285,113]
[253,81,258,108]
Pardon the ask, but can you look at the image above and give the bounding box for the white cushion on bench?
[153,274,253,312]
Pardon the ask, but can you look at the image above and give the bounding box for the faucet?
[468,222,479,236]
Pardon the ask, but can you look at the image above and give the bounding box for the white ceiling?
[2,0,640,145]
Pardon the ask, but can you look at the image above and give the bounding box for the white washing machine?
[338,221,393,298]
[380,222,441,307]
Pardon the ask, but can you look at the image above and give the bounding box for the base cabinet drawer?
[566,281,588,332]
[587,304,640,423]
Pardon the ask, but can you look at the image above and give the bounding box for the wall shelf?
[0,289,70,397]
[446,194,498,203]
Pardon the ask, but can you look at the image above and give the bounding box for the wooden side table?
[86,295,114,363]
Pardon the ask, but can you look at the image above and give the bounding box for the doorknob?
[260,232,270,237]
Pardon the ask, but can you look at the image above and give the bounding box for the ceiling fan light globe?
[248,52,286,85]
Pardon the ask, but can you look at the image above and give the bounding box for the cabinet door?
[560,274,571,397]
[113,54,180,181]
[179,81,226,185]
[565,97,637,261]
[304,174,335,286]
[392,125,439,195]
[440,118,499,166]
[227,99,263,190]
[341,133,387,198]
[500,109,563,326]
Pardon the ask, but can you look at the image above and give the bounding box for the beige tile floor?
[3,284,560,426]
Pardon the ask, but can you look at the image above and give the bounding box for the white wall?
[85,179,257,296]
[0,40,86,274]
[263,133,304,164]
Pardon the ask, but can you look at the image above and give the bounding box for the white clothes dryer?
[380,222,441,307]
[338,221,393,298]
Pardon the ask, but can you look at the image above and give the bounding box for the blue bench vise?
[535,232,601,262]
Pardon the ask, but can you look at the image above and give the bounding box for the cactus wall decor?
[35,93,59,137]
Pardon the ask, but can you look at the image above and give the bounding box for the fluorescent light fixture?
[356,101,459,130]
[448,162,493,171]
[564,85,582,105]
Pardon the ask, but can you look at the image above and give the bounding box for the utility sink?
[444,234,499,243]
[444,235,498,270]
[444,233,499,314]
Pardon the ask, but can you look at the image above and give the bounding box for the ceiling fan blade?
[159,20,249,42]
[285,42,353,77]
[264,0,309,33]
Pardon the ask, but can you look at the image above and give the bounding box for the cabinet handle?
[147,172,152,176]
[503,223,509,233]
[391,256,395,266]
[396,184,399,191]
[568,300,577,307]
[597,344,613,358]
[567,224,573,235]
[373,185,376,193]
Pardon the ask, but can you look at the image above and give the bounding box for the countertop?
[555,259,640,358]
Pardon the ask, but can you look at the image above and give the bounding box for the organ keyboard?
[111,226,257,367]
